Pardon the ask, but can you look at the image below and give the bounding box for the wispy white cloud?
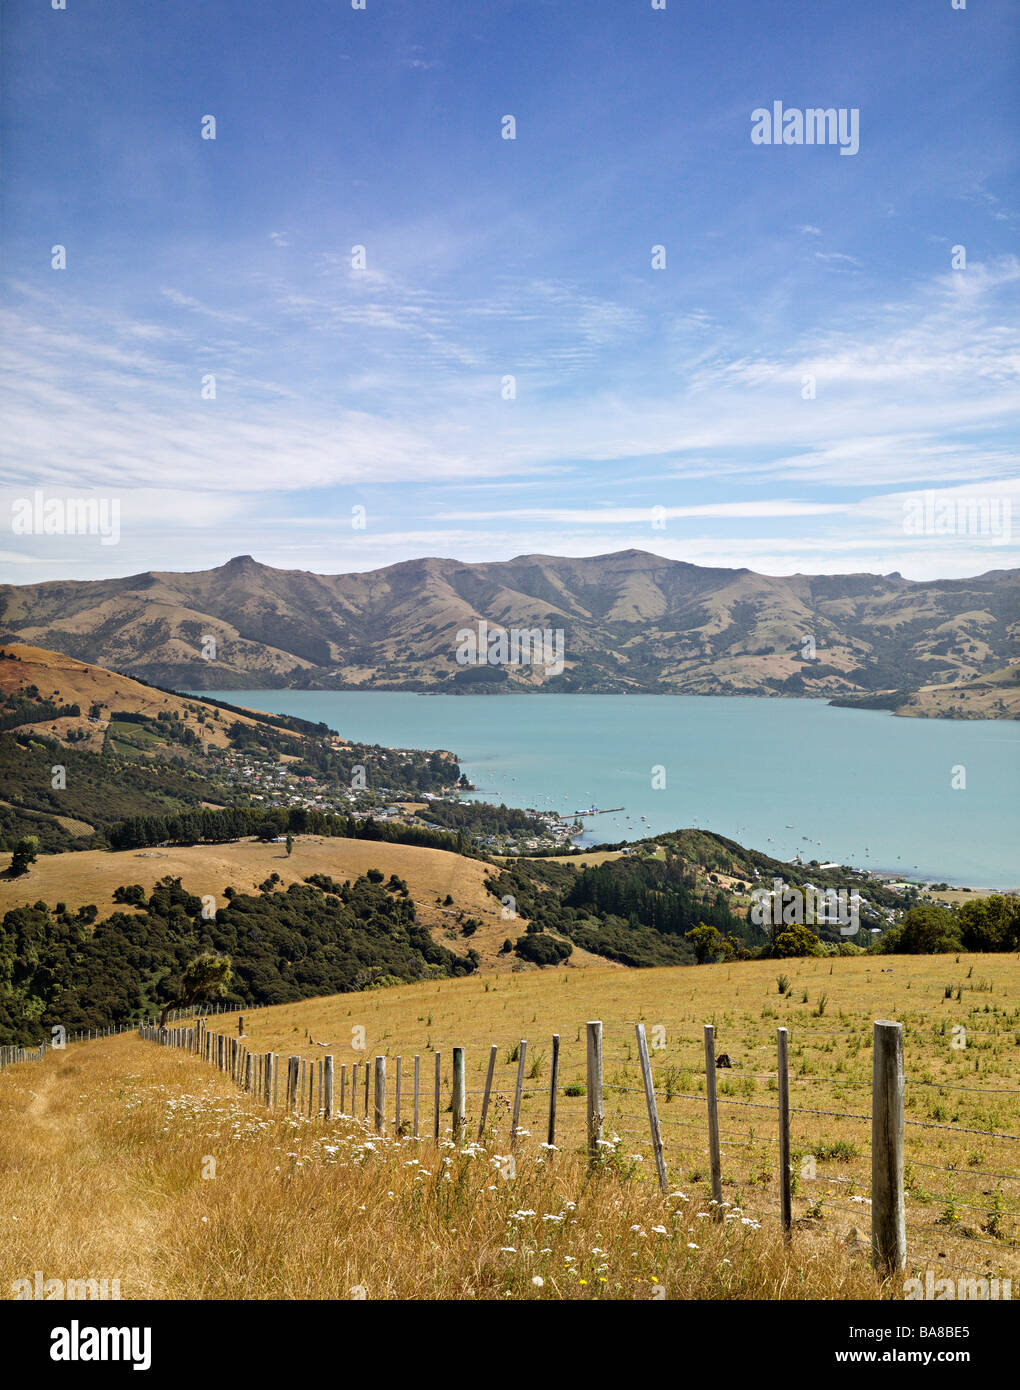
[434,502,851,524]
[2,254,1017,583]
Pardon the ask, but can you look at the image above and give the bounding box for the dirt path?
[0,1038,240,1299]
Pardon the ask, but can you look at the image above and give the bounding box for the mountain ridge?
[1,549,1016,707]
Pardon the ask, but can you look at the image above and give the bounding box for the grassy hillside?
[188,952,1020,1286]
[830,663,1020,719]
[0,1033,881,1301]
[2,952,1017,1299]
[0,836,615,1005]
[0,642,280,750]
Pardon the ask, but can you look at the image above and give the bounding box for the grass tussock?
[0,1038,888,1301]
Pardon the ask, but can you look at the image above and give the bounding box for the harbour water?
[198,692,1020,890]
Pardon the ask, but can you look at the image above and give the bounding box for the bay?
[195,692,1019,890]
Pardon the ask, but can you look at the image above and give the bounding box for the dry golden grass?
[0,836,612,971]
[0,1036,888,1301]
[2,949,1017,1299]
[226,951,1020,1284]
[0,642,297,750]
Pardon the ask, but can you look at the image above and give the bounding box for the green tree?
[879,904,961,954]
[159,952,232,1027]
[685,922,725,964]
[285,832,294,857]
[957,895,1020,953]
[9,836,38,877]
[771,922,823,958]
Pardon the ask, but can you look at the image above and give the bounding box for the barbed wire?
[904,1117,1020,1141]
[905,1078,1020,1095]
[906,1158,1020,1182]
[905,1257,1016,1282]
[904,1222,1017,1253]
[906,1197,1018,1221]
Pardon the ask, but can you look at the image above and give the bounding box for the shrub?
[514,933,572,966]
[112,884,147,906]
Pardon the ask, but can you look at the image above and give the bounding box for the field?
[3,952,1017,1300]
[0,836,615,972]
[0,1033,881,1302]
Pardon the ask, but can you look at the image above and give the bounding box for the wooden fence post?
[351,1063,357,1116]
[324,1056,334,1121]
[374,1057,386,1135]
[777,1027,792,1240]
[433,1051,441,1142]
[586,1021,603,1159]
[363,1058,370,1119]
[703,1024,724,1219]
[452,1047,466,1143]
[340,1063,346,1115]
[477,1043,497,1140]
[635,1024,668,1194]
[395,1056,402,1135]
[511,1040,527,1148]
[317,1058,323,1117]
[547,1034,560,1149]
[413,1055,420,1139]
[872,1020,906,1275]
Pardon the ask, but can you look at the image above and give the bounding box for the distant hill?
[831,662,1020,719]
[1,550,1016,706]
[0,642,292,754]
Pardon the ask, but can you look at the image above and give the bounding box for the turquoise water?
[198,692,1019,889]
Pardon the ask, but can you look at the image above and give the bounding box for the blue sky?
[2,0,1017,583]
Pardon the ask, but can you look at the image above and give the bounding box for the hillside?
[0,819,943,1038]
[0,1023,883,1302]
[0,642,282,752]
[832,662,1020,719]
[0,643,466,852]
[2,952,1017,1300]
[2,551,1016,705]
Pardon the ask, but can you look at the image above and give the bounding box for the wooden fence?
[133,1014,969,1277]
[0,1001,244,1073]
[0,1041,47,1070]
